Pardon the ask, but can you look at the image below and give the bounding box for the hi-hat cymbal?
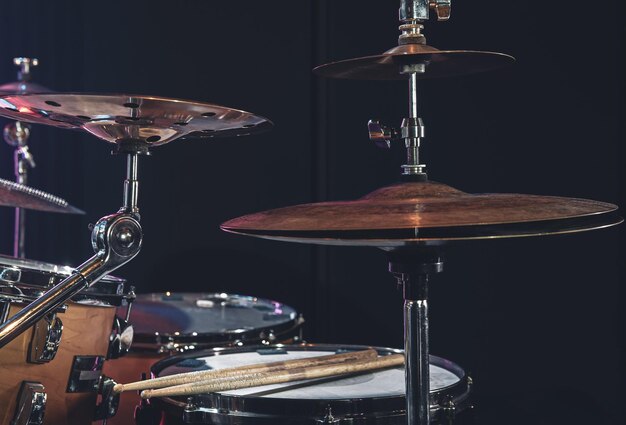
[0,93,272,148]
[313,44,515,80]
[0,178,84,214]
[221,181,621,247]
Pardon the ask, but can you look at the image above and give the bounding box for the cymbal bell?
[313,44,515,80]
[0,93,272,149]
[221,181,621,247]
[0,178,84,214]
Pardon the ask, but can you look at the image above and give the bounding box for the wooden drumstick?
[141,353,404,399]
[114,348,377,393]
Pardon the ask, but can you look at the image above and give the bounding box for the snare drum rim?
[150,343,471,422]
[0,254,127,306]
[127,293,303,351]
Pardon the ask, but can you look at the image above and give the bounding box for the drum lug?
[10,381,47,425]
[107,315,134,359]
[316,406,341,424]
[94,375,120,421]
[28,312,63,364]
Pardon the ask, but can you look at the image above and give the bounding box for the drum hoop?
[150,343,471,421]
[127,293,302,350]
[0,254,128,306]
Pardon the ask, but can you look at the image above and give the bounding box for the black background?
[0,1,624,424]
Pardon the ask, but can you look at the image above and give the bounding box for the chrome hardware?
[0,152,143,349]
[94,375,120,421]
[316,406,340,424]
[11,381,46,425]
[429,0,451,21]
[13,57,39,81]
[399,0,451,22]
[107,315,134,359]
[28,312,63,363]
[67,355,105,393]
[368,120,399,149]
[0,301,10,323]
[0,266,22,284]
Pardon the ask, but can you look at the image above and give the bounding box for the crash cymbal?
[313,44,515,80]
[221,181,621,246]
[0,178,84,214]
[0,93,272,149]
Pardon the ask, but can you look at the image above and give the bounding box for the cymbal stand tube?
[0,154,144,348]
[388,249,444,425]
[121,153,139,217]
[400,70,426,177]
[4,58,39,258]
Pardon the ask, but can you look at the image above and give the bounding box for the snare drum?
[104,292,304,424]
[0,255,129,425]
[148,344,472,424]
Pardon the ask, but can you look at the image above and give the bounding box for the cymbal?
[0,178,84,214]
[221,181,621,247]
[0,93,272,148]
[0,80,52,95]
[313,44,515,80]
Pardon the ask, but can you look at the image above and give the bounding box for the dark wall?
[0,1,623,424]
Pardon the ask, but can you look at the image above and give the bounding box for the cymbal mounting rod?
[121,153,140,217]
[401,71,426,177]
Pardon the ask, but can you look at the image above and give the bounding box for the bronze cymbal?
[0,93,272,148]
[0,178,84,214]
[313,44,515,80]
[221,181,621,246]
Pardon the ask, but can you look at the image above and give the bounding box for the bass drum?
[104,292,304,425]
[147,344,472,424]
[0,255,129,425]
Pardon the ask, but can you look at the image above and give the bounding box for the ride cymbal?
[313,44,515,80]
[221,181,621,247]
[0,93,272,149]
[0,178,84,214]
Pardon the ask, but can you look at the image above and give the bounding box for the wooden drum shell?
[0,302,115,425]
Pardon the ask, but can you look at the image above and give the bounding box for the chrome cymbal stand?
[3,57,38,258]
[368,2,451,424]
[0,150,143,348]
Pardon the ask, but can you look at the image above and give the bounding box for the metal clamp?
[399,0,451,22]
[368,120,400,149]
[94,375,120,421]
[10,381,46,425]
[28,312,63,363]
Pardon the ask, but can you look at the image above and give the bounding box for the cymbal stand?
[3,57,37,258]
[370,2,451,424]
[0,150,143,348]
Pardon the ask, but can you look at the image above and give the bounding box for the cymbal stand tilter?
[0,148,144,348]
[3,58,39,258]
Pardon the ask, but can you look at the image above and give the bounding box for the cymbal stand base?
[388,248,444,425]
[0,153,144,348]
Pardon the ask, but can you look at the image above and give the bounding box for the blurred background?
[0,1,623,423]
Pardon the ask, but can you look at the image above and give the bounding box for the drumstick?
[113,348,377,393]
[141,353,404,399]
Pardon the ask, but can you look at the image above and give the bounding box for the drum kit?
[0,1,621,425]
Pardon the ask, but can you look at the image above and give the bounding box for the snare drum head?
[151,344,472,424]
[121,293,299,349]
